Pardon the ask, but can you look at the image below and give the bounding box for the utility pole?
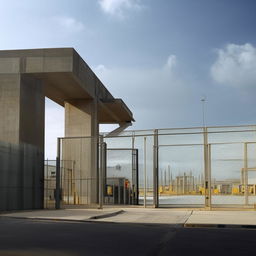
[201,96,206,128]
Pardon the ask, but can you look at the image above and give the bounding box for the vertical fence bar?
[67,166,70,205]
[124,179,126,205]
[46,159,49,209]
[55,138,61,209]
[203,127,210,208]
[131,148,139,205]
[118,183,121,204]
[144,136,147,208]
[208,144,212,208]
[103,144,107,205]
[135,149,139,205]
[98,136,103,208]
[153,129,159,208]
[72,160,75,205]
[132,132,135,205]
[244,143,249,205]
[103,142,107,205]
[113,184,116,204]
[98,135,106,209]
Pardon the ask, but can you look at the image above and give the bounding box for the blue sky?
[1,0,256,158]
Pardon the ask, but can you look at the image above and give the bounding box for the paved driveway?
[0,218,256,256]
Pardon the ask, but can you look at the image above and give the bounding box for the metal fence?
[104,125,256,208]
[48,124,256,209]
[44,137,105,209]
[105,148,138,205]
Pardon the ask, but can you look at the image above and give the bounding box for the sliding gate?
[104,148,139,205]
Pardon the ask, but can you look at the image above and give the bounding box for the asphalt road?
[0,217,256,256]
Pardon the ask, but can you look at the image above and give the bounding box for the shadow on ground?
[0,217,256,256]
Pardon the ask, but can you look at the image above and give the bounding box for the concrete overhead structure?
[0,48,134,210]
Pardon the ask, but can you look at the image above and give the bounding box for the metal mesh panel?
[105,149,138,205]
[158,144,204,206]
[59,137,99,207]
[246,143,256,205]
[44,160,56,209]
[210,143,245,206]
[134,135,154,206]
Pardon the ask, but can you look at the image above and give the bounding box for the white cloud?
[98,0,143,17]
[211,43,256,88]
[54,16,85,32]
[95,64,107,73]
[93,54,198,129]
[164,54,177,71]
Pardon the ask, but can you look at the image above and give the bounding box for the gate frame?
[104,147,139,206]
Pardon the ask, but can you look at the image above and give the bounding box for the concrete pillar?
[65,99,98,138]
[0,74,44,148]
[63,99,99,204]
[0,74,44,210]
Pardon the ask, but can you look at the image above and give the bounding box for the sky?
[1,0,256,158]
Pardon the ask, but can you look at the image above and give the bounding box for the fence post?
[144,136,147,208]
[203,127,211,209]
[244,143,249,205]
[55,138,61,209]
[98,135,106,209]
[208,143,212,208]
[153,129,159,208]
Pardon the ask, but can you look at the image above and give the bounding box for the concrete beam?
[0,48,134,123]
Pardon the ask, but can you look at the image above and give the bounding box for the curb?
[89,210,125,220]
[0,210,125,223]
[184,223,256,229]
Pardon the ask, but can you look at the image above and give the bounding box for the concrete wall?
[0,141,43,211]
[0,74,21,144]
[0,74,44,211]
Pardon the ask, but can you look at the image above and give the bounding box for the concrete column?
[64,99,99,204]
[0,74,44,210]
[65,99,98,138]
[0,74,44,148]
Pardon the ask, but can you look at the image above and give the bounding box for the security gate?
[104,148,139,205]
[46,125,256,209]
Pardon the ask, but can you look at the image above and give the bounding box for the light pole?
[201,96,206,128]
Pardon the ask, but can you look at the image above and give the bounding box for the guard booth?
[104,148,139,205]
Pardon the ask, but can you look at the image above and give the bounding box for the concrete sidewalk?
[0,208,124,222]
[92,208,192,224]
[184,210,256,228]
[1,208,256,228]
